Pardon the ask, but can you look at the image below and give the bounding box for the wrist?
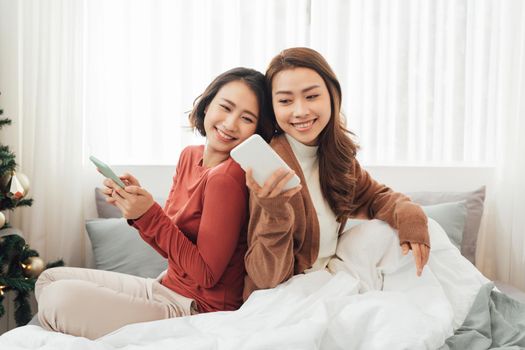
[129,200,155,220]
[129,201,160,225]
[253,194,293,218]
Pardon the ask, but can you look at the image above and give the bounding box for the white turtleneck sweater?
[285,134,340,272]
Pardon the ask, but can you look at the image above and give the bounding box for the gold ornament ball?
[22,257,45,278]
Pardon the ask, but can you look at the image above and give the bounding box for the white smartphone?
[230,134,301,191]
[89,155,126,188]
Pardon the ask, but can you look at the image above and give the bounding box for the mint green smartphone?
[89,155,126,188]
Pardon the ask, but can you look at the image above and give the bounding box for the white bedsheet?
[0,219,489,350]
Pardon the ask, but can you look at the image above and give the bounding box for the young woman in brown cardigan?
[243,47,431,300]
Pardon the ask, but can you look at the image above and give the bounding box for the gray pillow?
[95,188,122,218]
[421,201,468,249]
[408,186,485,264]
[344,201,468,250]
[86,218,167,278]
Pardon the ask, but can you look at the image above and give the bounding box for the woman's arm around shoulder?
[351,160,430,275]
[351,160,429,246]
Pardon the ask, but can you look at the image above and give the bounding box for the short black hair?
[189,67,273,142]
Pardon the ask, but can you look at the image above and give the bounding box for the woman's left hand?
[401,242,430,277]
[105,180,155,220]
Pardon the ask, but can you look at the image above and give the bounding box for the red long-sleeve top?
[131,145,248,312]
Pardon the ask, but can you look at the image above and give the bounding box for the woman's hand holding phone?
[102,174,154,220]
[246,168,302,199]
[118,173,141,187]
[101,173,140,203]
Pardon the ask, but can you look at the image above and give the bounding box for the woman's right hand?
[246,168,302,199]
[101,172,141,204]
[119,173,141,187]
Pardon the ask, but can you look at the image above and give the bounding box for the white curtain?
[310,0,499,165]
[83,0,503,166]
[476,1,525,290]
[2,0,89,267]
[84,0,311,165]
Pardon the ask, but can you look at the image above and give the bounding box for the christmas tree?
[0,96,63,326]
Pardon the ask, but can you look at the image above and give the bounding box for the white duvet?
[0,219,489,350]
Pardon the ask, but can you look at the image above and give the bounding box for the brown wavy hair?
[266,47,359,222]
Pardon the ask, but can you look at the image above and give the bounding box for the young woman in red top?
[35,67,273,339]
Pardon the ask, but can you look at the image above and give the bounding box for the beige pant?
[35,267,196,340]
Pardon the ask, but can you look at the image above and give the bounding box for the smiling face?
[271,67,332,146]
[203,80,259,158]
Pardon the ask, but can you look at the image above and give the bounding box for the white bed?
[0,218,489,350]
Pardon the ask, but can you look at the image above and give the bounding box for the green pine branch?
[0,117,11,129]
[14,290,31,326]
[0,144,17,177]
[0,234,24,266]
[1,197,33,211]
[0,197,18,211]
[16,198,33,207]
[19,249,38,263]
[46,259,65,269]
[0,277,35,292]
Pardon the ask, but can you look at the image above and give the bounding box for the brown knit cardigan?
[243,134,430,300]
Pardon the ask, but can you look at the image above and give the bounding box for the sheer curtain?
[84,0,311,165]
[2,0,88,267]
[476,0,525,290]
[87,0,502,166]
[310,0,498,165]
